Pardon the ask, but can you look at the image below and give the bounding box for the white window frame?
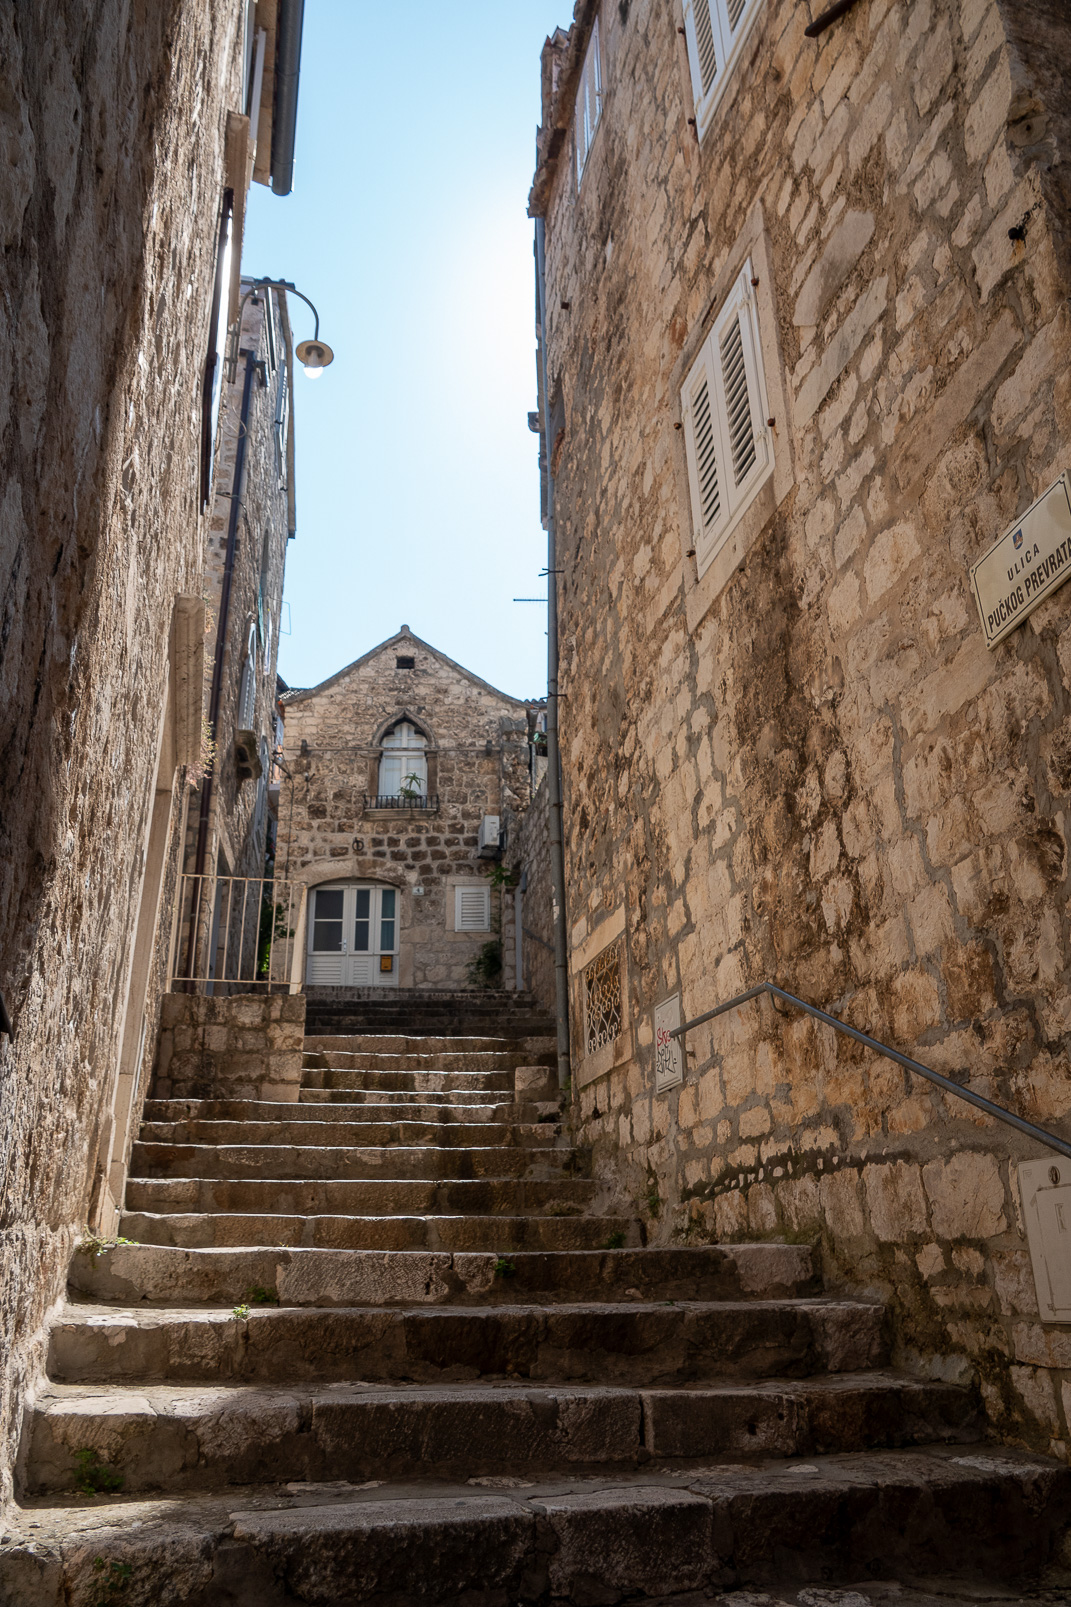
[378,721,427,799]
[574,18,602,188]
[454,885,491,933]
[681,259,772,580]
[237,623,257,730]
[682,0,763,138]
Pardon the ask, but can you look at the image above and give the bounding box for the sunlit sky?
[241,1,563,702]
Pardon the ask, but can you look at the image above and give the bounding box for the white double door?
[306,883,399,987]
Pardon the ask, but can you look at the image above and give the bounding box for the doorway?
[306,882,399,987]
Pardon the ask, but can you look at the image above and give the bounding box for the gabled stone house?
[532,0,1071,1454]
[279,628,540,991]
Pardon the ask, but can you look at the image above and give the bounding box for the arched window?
[378,721,427,800]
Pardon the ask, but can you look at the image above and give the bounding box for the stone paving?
[1,1019,1069,1602]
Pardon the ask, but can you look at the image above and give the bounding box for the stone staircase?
[3,1020,1071,1604]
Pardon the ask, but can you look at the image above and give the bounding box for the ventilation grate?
[726,0,749,31]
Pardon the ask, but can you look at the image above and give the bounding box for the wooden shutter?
[682,340,724,561]
[684,0,719,100]
[455,886,491,932]
[575,19,602,185]
[681,261,771,576]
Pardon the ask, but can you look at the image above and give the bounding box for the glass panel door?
[306,883,399,988]
[353,888,371,951]
[311,888,344,952]
[379,888,396,953]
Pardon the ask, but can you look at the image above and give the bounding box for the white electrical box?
[477,814,501,856]
[1019,1158,1071,1322]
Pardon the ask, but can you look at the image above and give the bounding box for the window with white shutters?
[681,260,771,578]
[574,18,602,187]
[682,0,761,137]
[455,885,491,933]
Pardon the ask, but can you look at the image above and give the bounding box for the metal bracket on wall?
[804,0,862,38]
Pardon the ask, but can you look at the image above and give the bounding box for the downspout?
[192,347,259,885]
[276,290,298,540]
[535,219,572,1092]
[270,0,305,196]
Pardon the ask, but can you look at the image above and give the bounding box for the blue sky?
[241,1,563,702]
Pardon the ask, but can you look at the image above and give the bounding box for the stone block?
[864,1161,929,1242]
[922,1152,1007,1239]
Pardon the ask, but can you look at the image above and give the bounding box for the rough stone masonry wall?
[540,0,1071,1455]
[190,289,291,883]
[509,775,556,1014]
[0,4,244,1504]
[154,994,306,1103]
[280,638,532,989]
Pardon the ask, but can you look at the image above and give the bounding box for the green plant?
[73,1449,123,1496]
[244,1285,279,1305]
[487,863,518,890]
[466,939,503,990]
[493,1257,517,1279]
[78,1231,135,1258]
[645,1179,662,1219]
[92,1556,133,1607]
[232,1303,250,1320]
[397,771,426,802]
[602,1230,626,1250]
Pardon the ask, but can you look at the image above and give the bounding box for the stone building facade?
[279,629,538,991]
[182,278,294,893]
[0,0,304,1506]
[533,0,1071,1454]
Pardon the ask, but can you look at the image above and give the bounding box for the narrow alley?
[4,2,1071,1604]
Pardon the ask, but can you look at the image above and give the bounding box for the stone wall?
[187,282,293,886]
[279,629,537,990]
[153,993,306,1102]
[535,0,1071,1455]
[508,775,556,1014]
[0,2,248,1506]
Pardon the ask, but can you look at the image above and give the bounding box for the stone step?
[49,1298,886,1386]
[69,1244,820,1309]
[304,1051,538,1073]
[128,1141,578,1182]
[143,1097,532,1124]
[4,1448,1067,1601]
[301,1068,516,1092]
[117,1212,635,1252]
[24,1373,978,1495]
[298,1091,553,1118]
[137,1119,562,1148]
[124,1176,597,1216]
[304,1035,528,1053]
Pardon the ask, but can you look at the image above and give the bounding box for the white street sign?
[654,993,683,1093]
[970,472,1071,648]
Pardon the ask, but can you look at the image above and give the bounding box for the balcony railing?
[168,874,307,995]
[363,794,439,811]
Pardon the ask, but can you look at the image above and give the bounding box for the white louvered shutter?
[455,886,491,932]
[681,260,771,577]
[682,340,724,563]
[575,19,602,185]
[682,0,760,138]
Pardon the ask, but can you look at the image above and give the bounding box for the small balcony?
[363,793,440,815]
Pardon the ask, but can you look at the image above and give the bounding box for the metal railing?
[169,874,307,995]
[363,794,439,811]
[670,979,1071,1160]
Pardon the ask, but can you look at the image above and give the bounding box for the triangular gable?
[281,627,529,710]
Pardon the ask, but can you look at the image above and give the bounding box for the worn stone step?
[128,1141,578,1182]
[117,1212,635,1252]
[4,1448,1067,1602]
[304,1035,523,1054]
[301,1068,516,1093]
[123,1175,597,1216]
[50,1298,885,1386]
[69,1244,820,1309]
[137,1119,561,1148]
[305,1051,531,1074]
[297,1091,556,1120]
[24,1373,978,1494]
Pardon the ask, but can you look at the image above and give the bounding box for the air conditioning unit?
[477,814,501,857]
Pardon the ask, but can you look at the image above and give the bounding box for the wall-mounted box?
[1019,1158,1071,1323]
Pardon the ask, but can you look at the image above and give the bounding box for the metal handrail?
[670,979,1071,1161]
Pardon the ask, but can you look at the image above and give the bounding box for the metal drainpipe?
[535,219,572,1093]
[192,346,259,887]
